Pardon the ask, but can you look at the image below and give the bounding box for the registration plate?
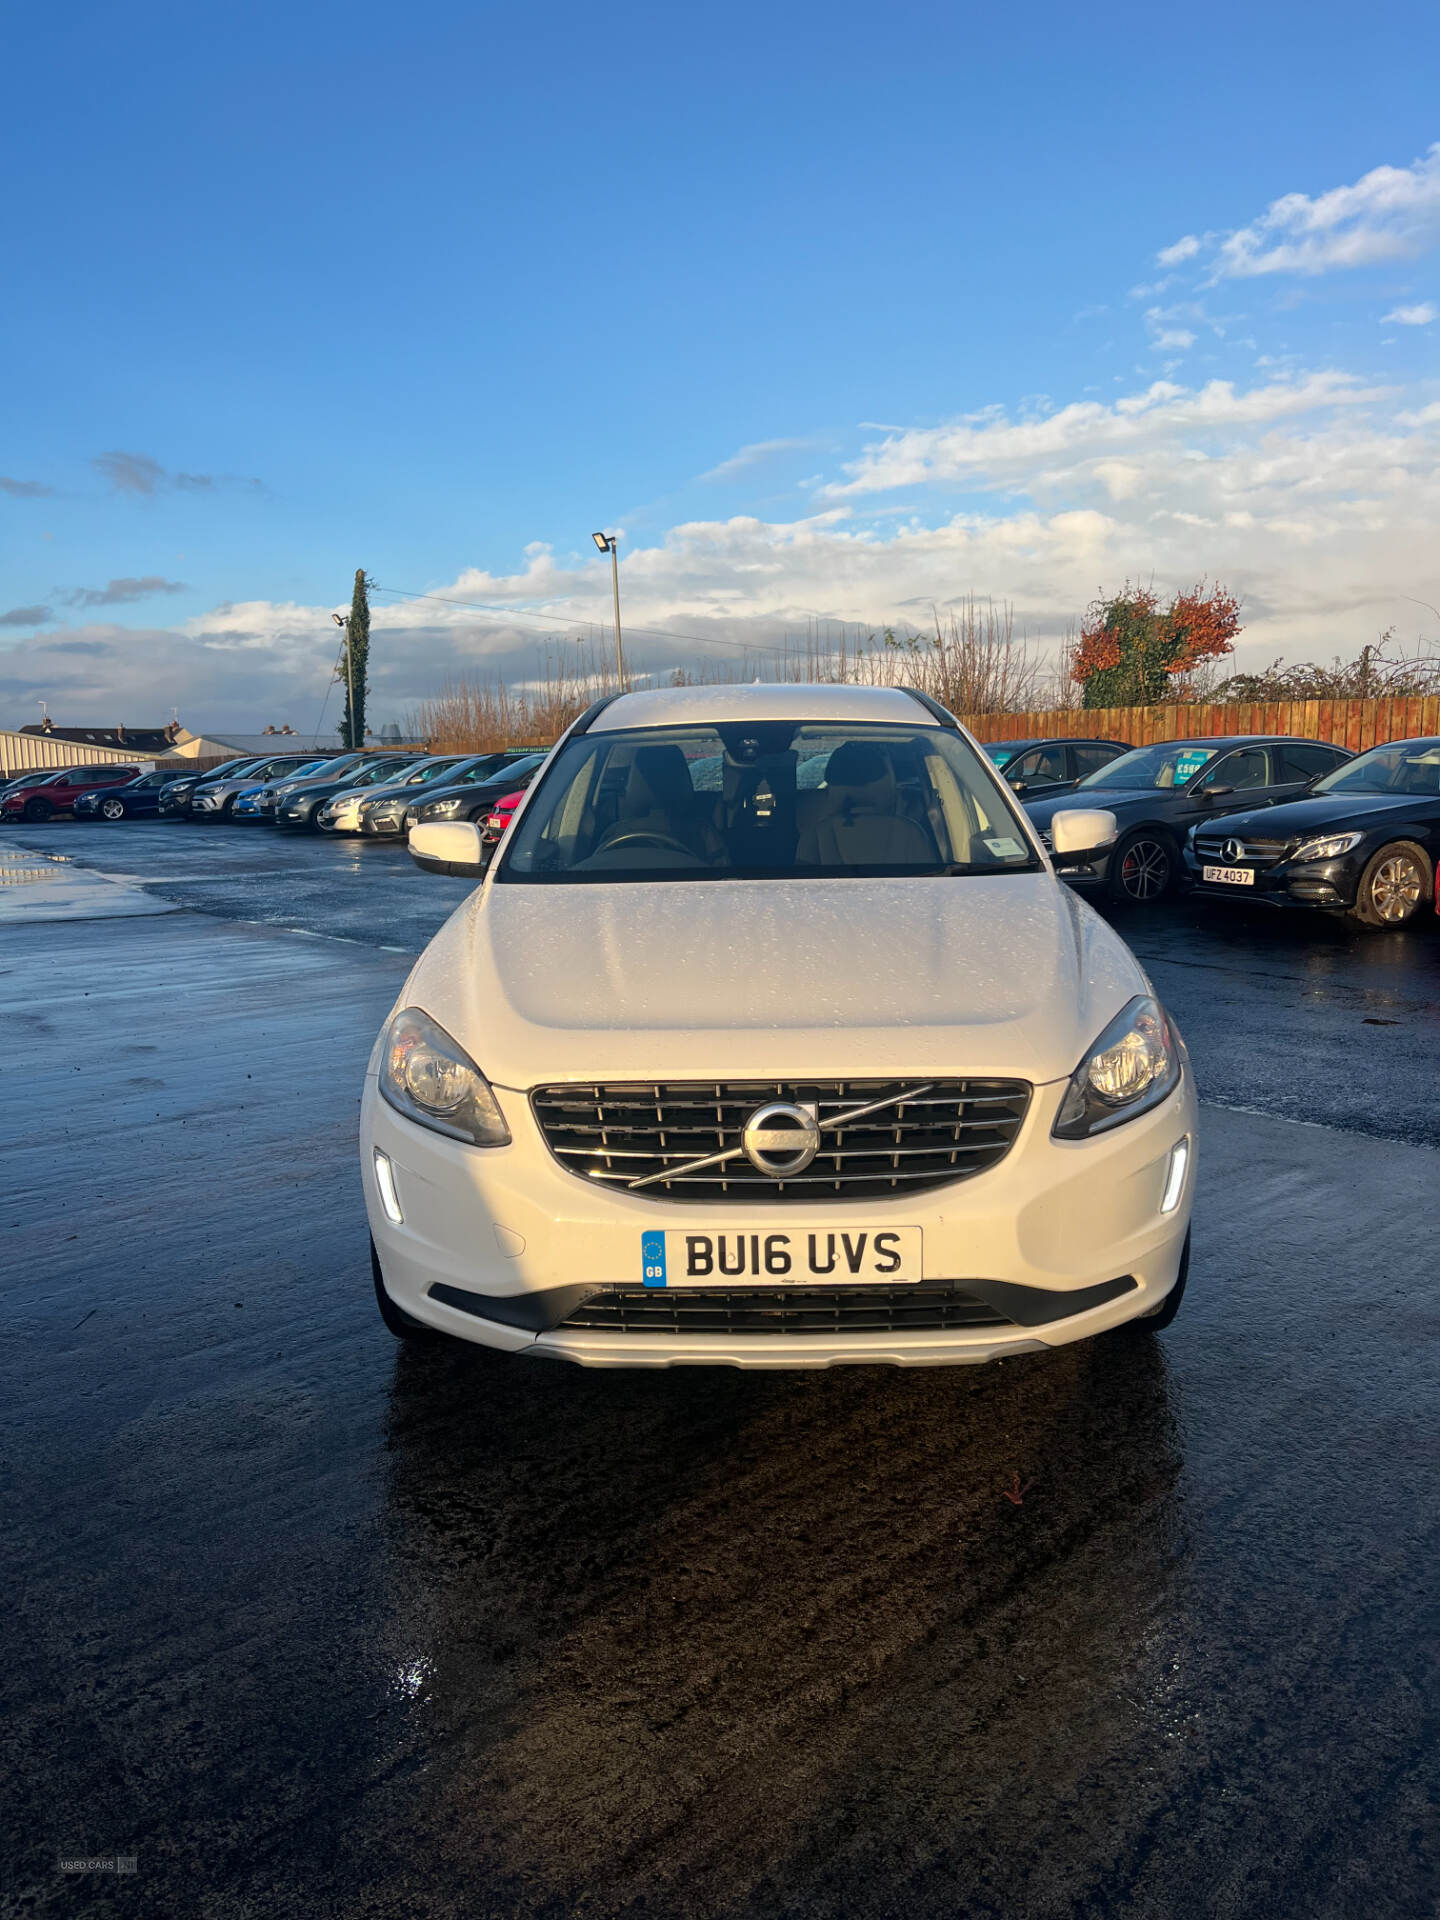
[1202,865,1254,886]
[641,1227,922,1287]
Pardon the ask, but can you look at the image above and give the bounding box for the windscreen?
[1076,742,1220,791]
[1310,741,1440,796]
[499,722,1039,883]
[404,758,467,786]
[458,752,545,787]
[299,755,364,780]
[347,758,413,787]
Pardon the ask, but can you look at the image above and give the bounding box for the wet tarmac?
[3,819,1438,1916]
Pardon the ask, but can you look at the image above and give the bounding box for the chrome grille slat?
[532,1077,1031,1202]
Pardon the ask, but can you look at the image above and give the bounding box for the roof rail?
[900,686,960,728]
[567,693,623,737]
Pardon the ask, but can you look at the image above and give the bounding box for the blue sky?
[3,0,1439,731]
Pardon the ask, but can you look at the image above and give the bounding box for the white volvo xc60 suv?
[361,683,1196,1367]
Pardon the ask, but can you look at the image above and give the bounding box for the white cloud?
[697,437,826,483]
[1382,302,1437,326]
[1166,143,1440,280]
[819,371,1388,497]
[1157,234,1203,266]
[10,379,1440,729]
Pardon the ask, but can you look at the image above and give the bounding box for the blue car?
[231,760,329,817]
[73,768,183,821]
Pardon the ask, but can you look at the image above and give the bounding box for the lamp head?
[592,531,611,553]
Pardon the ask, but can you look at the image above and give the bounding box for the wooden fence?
[958,698,1440,755]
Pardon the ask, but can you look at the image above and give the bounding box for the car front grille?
[530,1077,1032,1200]
[556,1284,1012,1335]
[1194,832,1296,867]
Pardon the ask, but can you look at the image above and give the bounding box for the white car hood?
[405,874,1149,1089]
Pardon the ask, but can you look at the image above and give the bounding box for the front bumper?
[1183,847,1361,910]
[361,1067,1198,1368]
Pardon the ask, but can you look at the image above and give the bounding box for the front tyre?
[1107,828,1177,906]
[1349,840,1431,928]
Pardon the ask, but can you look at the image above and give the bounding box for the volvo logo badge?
[741,1101,820,1177]
[1223,838,1244,863]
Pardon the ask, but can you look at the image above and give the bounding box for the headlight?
[1291,831,1362,862]
[426,796,464,818]
[1053,994,1182,1140]
[378,1008,511,1147]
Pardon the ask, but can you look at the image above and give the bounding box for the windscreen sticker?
[983,836,1027,859]
[1173,748,1213,782]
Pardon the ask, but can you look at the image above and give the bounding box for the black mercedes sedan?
[1183,736,1440,927]
[1025,734,1352,904]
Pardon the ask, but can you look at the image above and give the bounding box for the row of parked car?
[0,746,551,850]
[987,728,1440,928]
[7,718,1440,929]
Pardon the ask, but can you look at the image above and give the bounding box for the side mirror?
[1198,784,1234,799]
[1009,778,1029,793]
[408,820,487,877]
[1049,808,1119,863]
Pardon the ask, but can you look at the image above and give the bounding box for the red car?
[479,788,525,861]
[1,764,142,822]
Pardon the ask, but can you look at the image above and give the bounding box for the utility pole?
[332,613,356,747]
[591,532,627,688]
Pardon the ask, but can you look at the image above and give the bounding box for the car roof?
[1144,734,1338,747]
[991,736,1128,749]
[589,683,938,732]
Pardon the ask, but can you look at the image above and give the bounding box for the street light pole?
[591,532,627,689]
[333,613,356,748]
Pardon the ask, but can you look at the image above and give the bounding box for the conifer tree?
[340,569,371,748]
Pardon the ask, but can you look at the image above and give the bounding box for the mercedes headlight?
[1291,831,1362,863]
[378,1008,511,1147]
[1053,995,1182,1140]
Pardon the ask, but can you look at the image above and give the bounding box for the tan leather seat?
[600,746,717,856]
[796,743,938,867]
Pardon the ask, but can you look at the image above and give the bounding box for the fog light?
[1161,1136,1190,1214]
[373,1148,404,1224]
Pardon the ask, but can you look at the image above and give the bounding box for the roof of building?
[20,723,180,751]
[589,683,940,732]
[172,730,332,756]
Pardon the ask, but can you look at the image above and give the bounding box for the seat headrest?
[627,744,695,809]
[824,742,891,790]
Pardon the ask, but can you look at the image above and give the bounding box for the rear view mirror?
[1049,808,1119,863]
[408,821,487,877]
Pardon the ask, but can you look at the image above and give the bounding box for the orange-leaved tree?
[1072,582,1241,708]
